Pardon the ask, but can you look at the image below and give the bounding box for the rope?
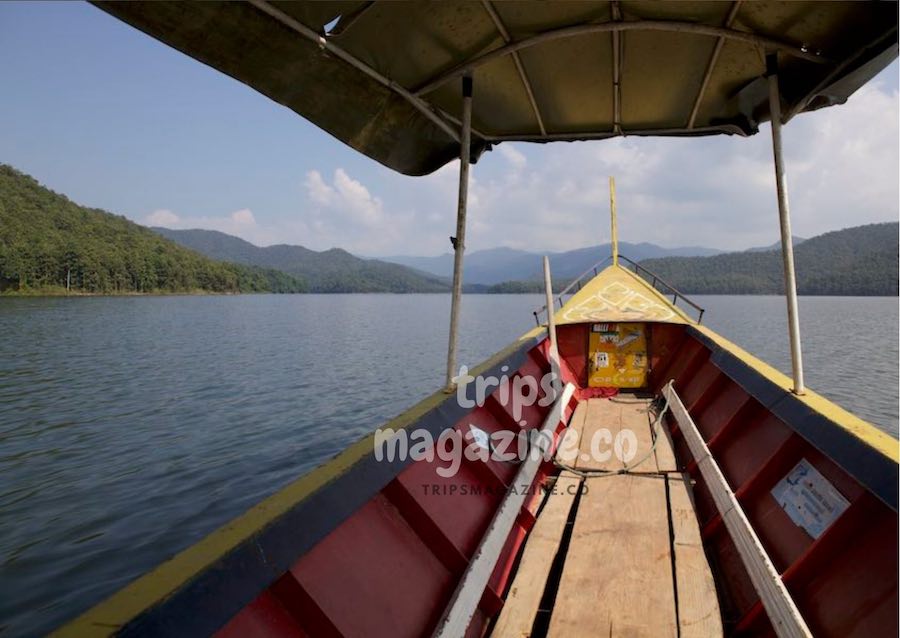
[554,393,671,479]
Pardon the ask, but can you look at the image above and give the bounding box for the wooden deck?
[492,396,722,638]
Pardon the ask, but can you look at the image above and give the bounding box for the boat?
[56,2,898,637]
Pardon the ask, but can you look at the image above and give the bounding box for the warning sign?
[771,459,850,539]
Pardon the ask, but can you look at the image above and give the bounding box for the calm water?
[0,294,897,636]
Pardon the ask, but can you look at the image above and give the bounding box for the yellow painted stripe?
[53,327,546,637]
[695,324,899,464]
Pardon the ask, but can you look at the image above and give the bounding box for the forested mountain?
[0,165,305,294]
[153,228,451,293]
[383,242,722,285]
[640,223,898,295]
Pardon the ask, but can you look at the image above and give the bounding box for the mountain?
[745,237,806,252]
[383,242,722,285]
[0,165,305,294]
[152,228,451,293]
[639,223,898,295]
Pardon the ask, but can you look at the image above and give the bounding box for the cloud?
[371,72,897,255]
[135,71,897,257]
[304,168,384,226]
[230,208,256,226]
[141,207,269,243]
[145,209,180,226]
[294,167,412,253]
[305,170,334,205]
[498,144,526,171]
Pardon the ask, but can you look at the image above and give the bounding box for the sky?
[0,2,897,257]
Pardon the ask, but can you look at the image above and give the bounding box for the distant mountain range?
[153,223,896,296]
[383,242,723,285]
[152,228,450,293]
[156,229,728,292]
[641,223,897,295]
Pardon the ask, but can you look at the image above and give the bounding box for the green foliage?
[638,223,899,296]
[0,165,306,294]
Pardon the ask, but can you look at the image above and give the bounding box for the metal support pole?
[767,54,805,395]
[609,176,619,266]
[542,256,561,387]
[445,75,473,390]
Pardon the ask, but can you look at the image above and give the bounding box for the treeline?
[0,165,306,294]
[640,223,898,296]
[478,280,564,294]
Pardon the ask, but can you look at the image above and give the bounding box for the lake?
[0,294,897,636]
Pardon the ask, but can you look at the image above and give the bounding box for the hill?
[152,228,451,293]
[0,165,305,294]
[383,242,722,285]
[639,223,898,295]
[745,237,806,252]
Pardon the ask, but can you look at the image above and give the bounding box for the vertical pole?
[767,54,805,395]
[542,256,559,371]
[445,75,473,390]
[609,176,618,266]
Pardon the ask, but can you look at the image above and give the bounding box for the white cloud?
[303,168,385,225]
[145,209,180,226]
[372,74,897,255]
[136,74,897,257]
[331,168,383,224]
[230,208,256,226]
[141,207,269,243]
[304,170,334,205]
[498,144,526,171]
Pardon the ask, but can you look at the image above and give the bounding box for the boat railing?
[532,254,705,325]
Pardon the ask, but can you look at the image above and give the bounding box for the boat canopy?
[93,1,898,176]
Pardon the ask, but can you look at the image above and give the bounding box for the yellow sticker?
[588,322,648,388]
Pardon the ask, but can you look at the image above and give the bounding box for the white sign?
[771,459,849,539]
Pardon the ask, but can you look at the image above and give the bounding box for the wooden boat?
[57,2,897,637]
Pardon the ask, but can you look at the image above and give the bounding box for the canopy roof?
[95,1,898,175]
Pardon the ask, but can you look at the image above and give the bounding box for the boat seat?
[491,396,723,638]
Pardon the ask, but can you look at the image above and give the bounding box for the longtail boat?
[57,2,897,637]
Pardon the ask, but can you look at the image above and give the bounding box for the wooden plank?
[663,382,812,638]
[618,399,657,473]
[492,401,587,637]
[576,398,619,471]
[432,384,577,638]
[555,401,588,465]
[547,474,677,637]
[653,416,679,473]
[492,474,581,638]
[668,474,723,637]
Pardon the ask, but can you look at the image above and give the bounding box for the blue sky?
[1,2,897,256]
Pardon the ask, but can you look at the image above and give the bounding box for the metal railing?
[532,254,705,325]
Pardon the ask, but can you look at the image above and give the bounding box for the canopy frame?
[412,19,830,98]
[246,0,462,143]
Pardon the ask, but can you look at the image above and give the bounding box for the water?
[0,294,896,636]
